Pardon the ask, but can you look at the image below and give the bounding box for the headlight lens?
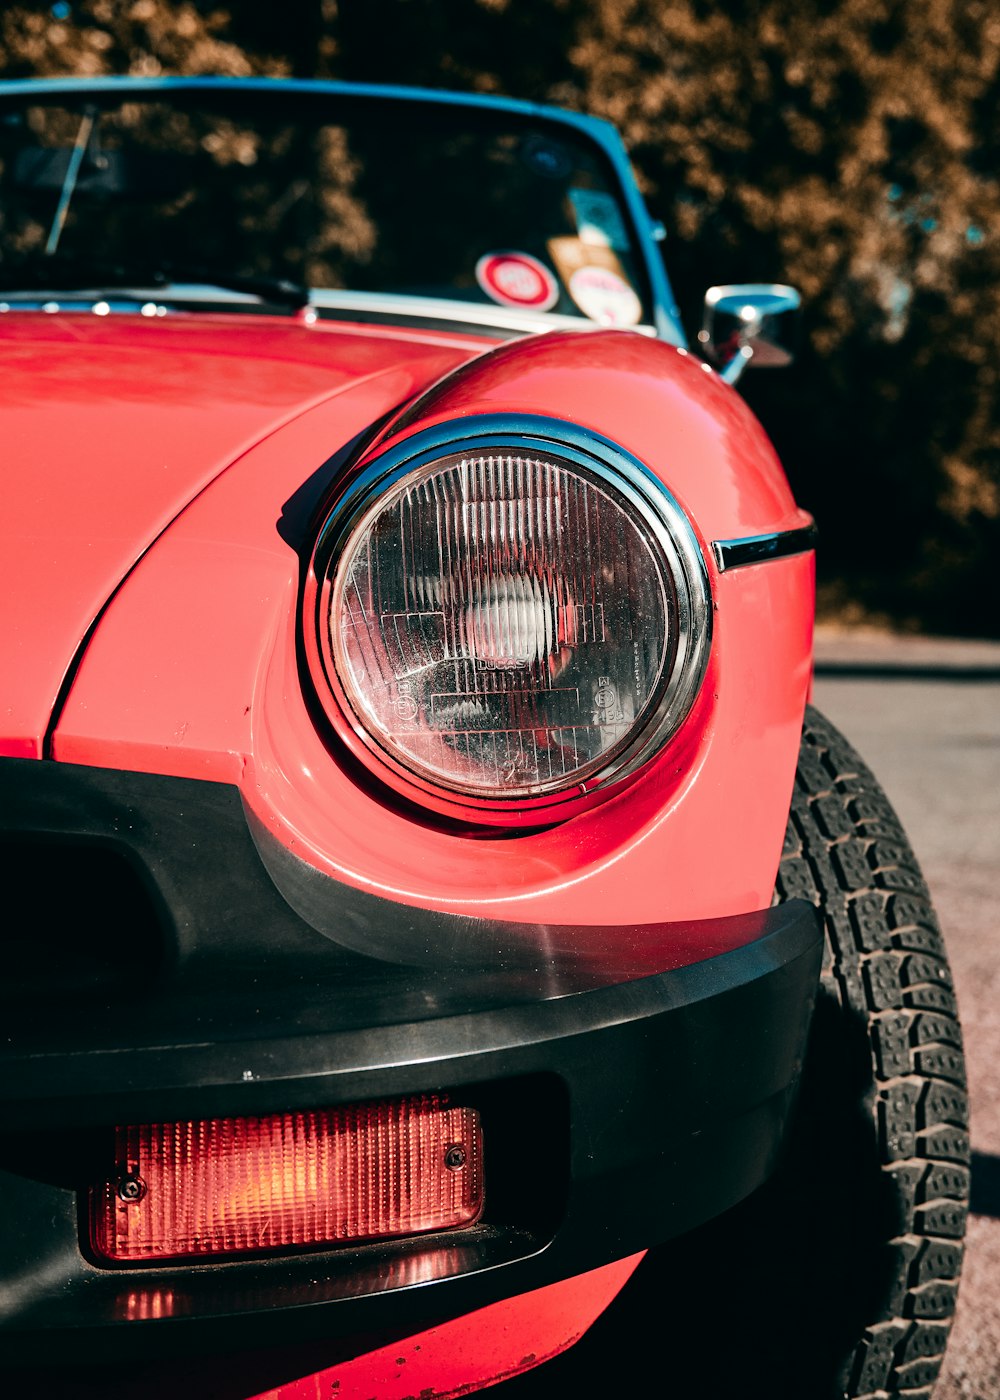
[308,423,710,813]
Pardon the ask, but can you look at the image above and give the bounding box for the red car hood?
[0,313,481,757]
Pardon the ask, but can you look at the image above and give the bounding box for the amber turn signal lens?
[89,1095,483,1265]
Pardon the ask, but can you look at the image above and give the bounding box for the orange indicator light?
[89,1095,483,1264]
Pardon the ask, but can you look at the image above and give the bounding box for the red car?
[0,78,968,1400]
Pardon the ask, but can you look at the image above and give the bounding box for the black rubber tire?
[602,706,971,1399]
[494,706,969,1399]
[767,705,969,1398]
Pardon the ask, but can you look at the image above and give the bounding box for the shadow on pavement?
[970,1151,1000,1218]
[814,663,1000,682]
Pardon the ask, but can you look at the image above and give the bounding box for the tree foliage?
[2,0,998,633]
[565,0,1000,634]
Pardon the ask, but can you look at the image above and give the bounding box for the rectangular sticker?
[568,188,630,252]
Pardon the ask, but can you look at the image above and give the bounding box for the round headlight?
[306,419,711,816]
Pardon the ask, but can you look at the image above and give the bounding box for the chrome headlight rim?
[304,414,713,818]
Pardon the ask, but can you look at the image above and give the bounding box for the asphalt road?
[497,630,1000,1399]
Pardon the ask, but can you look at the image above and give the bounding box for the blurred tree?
[0,1,336,79]
[1,0,997,633]
[561,0,1000,635]
[1,1,259,77]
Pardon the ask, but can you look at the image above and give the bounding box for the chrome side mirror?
[699,284,801,385]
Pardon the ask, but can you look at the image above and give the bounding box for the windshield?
[0,87,654,331]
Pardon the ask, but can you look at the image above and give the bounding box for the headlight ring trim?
[305,414,713,820]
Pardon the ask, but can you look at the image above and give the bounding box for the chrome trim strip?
[0,290,658,338]
[308,290,658,337]
[712,523,818,572]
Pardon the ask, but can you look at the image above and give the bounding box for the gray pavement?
[814,625,1000,677]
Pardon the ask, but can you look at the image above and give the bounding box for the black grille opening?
[0,836,167,1001]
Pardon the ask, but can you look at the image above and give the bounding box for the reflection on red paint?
[117,1287,180,1322]
[250,1254,645,1400]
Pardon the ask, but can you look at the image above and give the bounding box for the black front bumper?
[0,758,822,1363]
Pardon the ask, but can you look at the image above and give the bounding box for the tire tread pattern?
[775,707,969,1398]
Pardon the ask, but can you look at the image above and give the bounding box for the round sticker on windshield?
[568,265,642,327]
[476,251,559,312]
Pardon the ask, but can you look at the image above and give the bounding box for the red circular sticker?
[475,251,559,312]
